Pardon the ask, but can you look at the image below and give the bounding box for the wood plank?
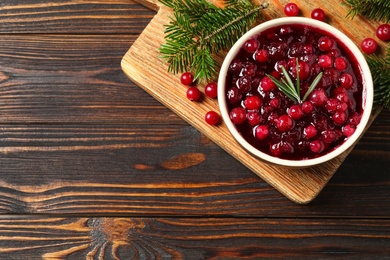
[0,34,183,124]
[0,0,155,34]
[0,217,389,258]
[121,0,387,204]
[0,120,387,216]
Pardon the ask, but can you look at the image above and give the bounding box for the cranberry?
[318,55,333,68]
[288,104,304,120]
[343,124,356,137]
[291,61,310,80]
[205,82,218,98]
[229,59,243,75]
[339,73,354,89]
[284,3,299,16]
[275,114,294,132]
[301,101,314,114]
[318,36,333,51]
[254,49,269,63]
[270,143,283,157]
[230,107,246,125]
[334,57,348,71]
[244,95,262,110]
[245,39,259,53]
[332,110,347,125]
[349,112,361,126]
[311,8,326,22]
[247,111,262,126]
[226,87,242,104]
[259,76,276,92]
[321,130,336,144]
[205,111,220,125]
[180,72,194,86]
[376,24,390,41]
[325,98,338,114]
[186,87,201,101]
[256,125,269,140]
[269,98,280,108]
[304,125,318,139]
[309,89,328,106]
[361,38,378,54]
[310,140,325,153]
[237,76,252,93]
[242,62,257,77]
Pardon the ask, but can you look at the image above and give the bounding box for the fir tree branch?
[159,0,268,83]
[367,45,390,109]
[344,0,390,22]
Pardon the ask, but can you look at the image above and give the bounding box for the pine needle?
[367,45,390,109]
[344,0,390,22]
[159,0,268,83]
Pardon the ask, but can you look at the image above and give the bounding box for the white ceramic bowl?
[218,17,373,168]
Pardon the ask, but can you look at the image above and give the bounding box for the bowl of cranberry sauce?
[218,17,373,168]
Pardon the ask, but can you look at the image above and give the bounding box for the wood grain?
[122,0,386,204]
[0,0,387,216]
[0,217,389,259]
[0,0,155,34]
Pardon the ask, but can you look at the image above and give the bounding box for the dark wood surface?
[0,1,389,259]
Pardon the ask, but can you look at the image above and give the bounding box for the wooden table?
[0,1,389,258]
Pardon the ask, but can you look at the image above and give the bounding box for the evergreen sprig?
[344,0,390,22]
[159,0,268,83]
[366,45,390,109]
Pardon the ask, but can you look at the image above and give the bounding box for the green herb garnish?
[266,58,323,104]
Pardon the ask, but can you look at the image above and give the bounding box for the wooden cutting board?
[121,0,384,204]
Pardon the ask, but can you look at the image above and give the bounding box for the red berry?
[301,101,314,114]
[244,95,262,110]
[255,125,269,140]
[288,104,304,120]
[275,114,294,132]
[376,24,390,41]
[334,57,348,71]
[229,107,246,125]
[247,111,262,126]
[205,111,220,125]
[186,87,201,101]
[343,124,356,137]
[325,98,338,114]
[321,130,336,144]
[309,89,328,107]
[318,36,333,52]
[254,49,269,63]
[244,39,259,53]
[269,98,280,108]
[180,72,194,86]
[311,8,326,21]
[205,82,218,98]
[284,3,299,17]
[310,140,325,153]
[270,143,283,157]
[226,87,242,104]
[292,61,310,80]
[332,111,347,125]
[304,125,318,139]
[318,55,333,68]
[361,38,378,54]
[339,73,354,89]
[260,76,276,92]
[237,76,252,93]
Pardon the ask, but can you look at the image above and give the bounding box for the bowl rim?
[217,17,374,168]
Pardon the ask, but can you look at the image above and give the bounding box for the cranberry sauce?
[225,24,364,160]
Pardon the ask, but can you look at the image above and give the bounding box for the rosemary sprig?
[266,59,323,104]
